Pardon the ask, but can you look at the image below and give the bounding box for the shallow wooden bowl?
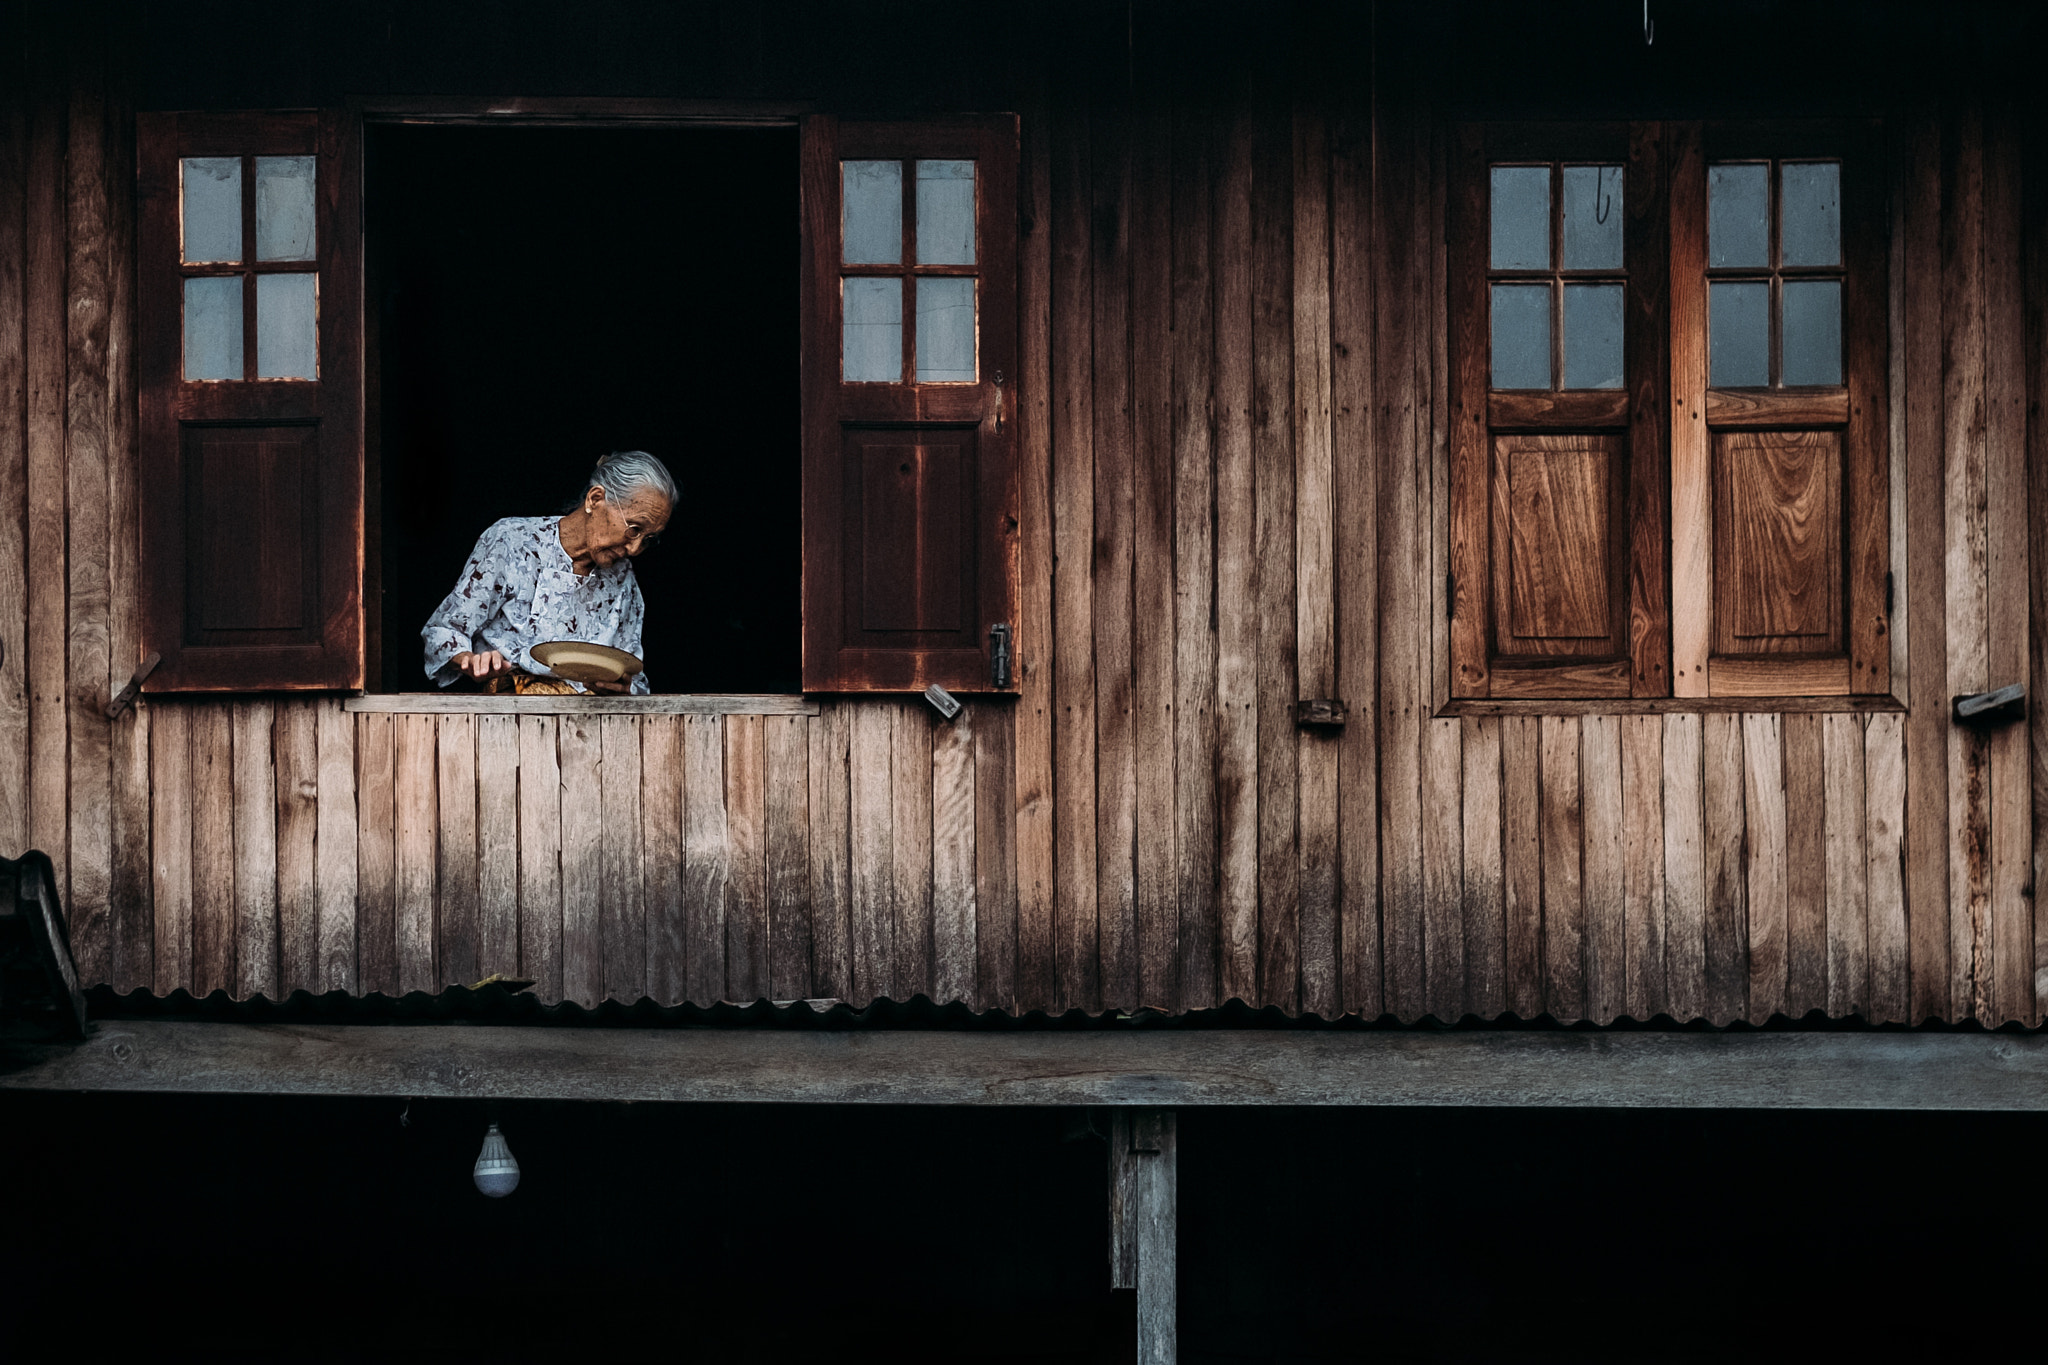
[531,640,643,684]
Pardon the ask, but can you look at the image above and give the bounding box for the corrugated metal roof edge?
[82,984,2047,1033]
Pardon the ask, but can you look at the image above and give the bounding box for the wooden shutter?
[1670,121,1888,697]
[800,115,1020,693]
[1448,123,1670,699]
[137,111,363,691]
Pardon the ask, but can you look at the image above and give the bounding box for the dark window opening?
[368,125,800,695]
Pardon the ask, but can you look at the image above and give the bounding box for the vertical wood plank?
[1014,71,1058,1020]
[0,43,30,863]
[1942,96,1991,1019]
[1501,714,1542,1017]
[148,704,191,995]
[1741,714,1787,1022]
[1668,121,1711,695]
[231,701,276,999]
[683,712,729,1005]
[600,714,645,1002]
[64,23,112,984]
[273,699,319,997]
[517,715,563,1002]
[1132,60,1178,1016]
[1900,102,1950,1022]
[892,702,934,1000]
[1252,62,1299,1014]
[764,713,814,1002]
[932,709,978,1006]
[190,706,235,996]
[314,700,357,995]
[1420,716,1463,1019]
[1375,85,1425,1021]
[434,714,478,991]
[1170,80,1217,1015]
[556,716,602,1006]
[24,17,67,904]
[1865,711,1910,1023]
[1701,712,1747,1024]
[1293,101,1338,1019]
[1581,714,1624,1025]
[1620,714,1666,1020]
[1539,716,1584,1020]
[1825,712,1871,1017]
[475,715,520,981]
[1213,93,1259,1007]
[1459,717,1504,1018]
[641,715,685,1003]
[355,712,396,996]
[1331,68,1381,1020]
[1783,712,1828,1016]
[1662,713,1708,1021]
[1091,63,1138,1012]
[975,701,1019,1013]
[724,713,768,1004]
[1051,78,1101,1014]
[1982,96,2032,1026]
[2025,90,2048,1028]
[807,702,853,1000]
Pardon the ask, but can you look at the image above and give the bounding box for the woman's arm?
[421,522,519,687]
[618,575,650,696]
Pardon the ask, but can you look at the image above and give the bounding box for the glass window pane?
[1780,162,1841,267]
[182,156,242,264]
[916,276,976,382]
[843,276,903,382]
[256,273,318,379]
[1490,283,1551,389]
[1708,163,1769,268]
[1709,281,1769,386]
[842,160,903,266]
[1490,166,1549,270]
[916,159,976,266]
[255,155,316,262]
[1561,165,1623,270]
[1563,283,1624,389]
[183,275,244,380]
[1782,280,1842,385]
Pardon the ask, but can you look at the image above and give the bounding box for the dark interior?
[369,124,801,695]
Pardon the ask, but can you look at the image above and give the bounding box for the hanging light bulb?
[473,1121,521,1198]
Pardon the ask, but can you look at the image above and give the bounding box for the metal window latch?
[1953,683,2025,729]
[923,683,962,720]
[989,623,1012,689]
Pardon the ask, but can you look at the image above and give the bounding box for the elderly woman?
[422,450,676,695]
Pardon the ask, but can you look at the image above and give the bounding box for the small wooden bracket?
[1953,682,2025,729]
[106,651,161,720]
[1293,698,1347,729]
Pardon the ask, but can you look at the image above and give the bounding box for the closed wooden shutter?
[800,115,1020,693]
[137,111,363,691]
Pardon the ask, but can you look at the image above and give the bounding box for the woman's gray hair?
[575,450,678,512]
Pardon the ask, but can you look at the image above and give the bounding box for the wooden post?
[1109,1107,1177,1362]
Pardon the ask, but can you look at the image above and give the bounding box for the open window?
[800,115,1020,693]
[1448,120,1888,701]
[137,110,363,691]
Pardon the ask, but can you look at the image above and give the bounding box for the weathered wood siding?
[2,4,2042,1022]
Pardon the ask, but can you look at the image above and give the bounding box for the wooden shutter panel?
[800,115,1020,693]
[137,111,363,691]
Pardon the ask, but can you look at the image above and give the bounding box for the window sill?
[344,693,819,717]
[1435,695,1906,718]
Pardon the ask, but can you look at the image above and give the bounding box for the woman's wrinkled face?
[580,485,672,568]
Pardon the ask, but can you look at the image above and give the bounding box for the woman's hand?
[452,650,514,681]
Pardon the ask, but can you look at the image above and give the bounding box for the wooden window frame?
[1449,118,1890,705]
[137,110,364,692]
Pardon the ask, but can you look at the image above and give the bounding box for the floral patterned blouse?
[421,516,649,694]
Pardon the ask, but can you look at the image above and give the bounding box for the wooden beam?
[1109,1108,1178,1362]
[8,1024,2048,1110]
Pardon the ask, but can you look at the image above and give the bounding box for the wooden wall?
[2,5,2043,1023]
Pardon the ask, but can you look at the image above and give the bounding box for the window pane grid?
[839,156,981,384]
[178,152,318,382]
[1706,158,1843,388]
[1486,160,1625,391]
